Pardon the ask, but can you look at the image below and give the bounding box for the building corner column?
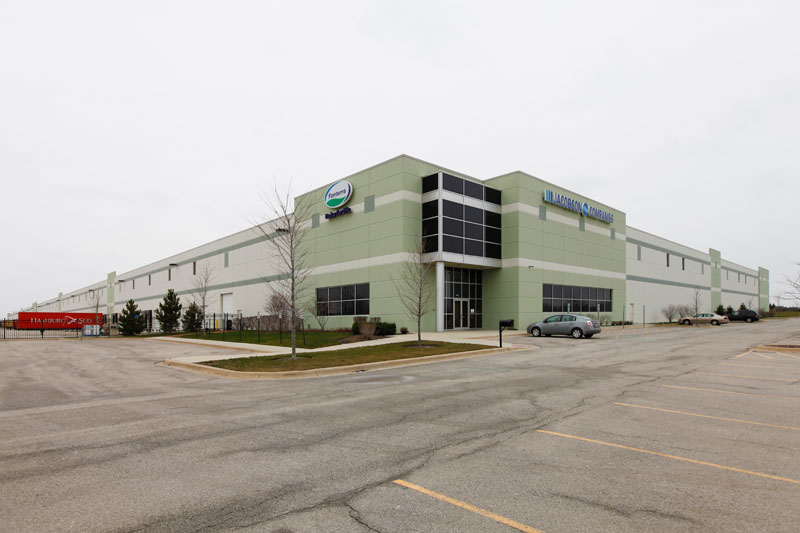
[436,262,444,332]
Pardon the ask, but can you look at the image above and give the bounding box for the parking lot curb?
[159,344,528,379]
[756,344,800,353]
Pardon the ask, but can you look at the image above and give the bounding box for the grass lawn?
[202,341,492,372]
[178,329,351,349]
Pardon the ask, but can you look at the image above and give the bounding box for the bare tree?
[87,289,103,314]
[191,260,215,322]
[690,288,703,326]
[661,304,678,323]
[253,184,314,358]
[677,304,693,320]
[265,292,290,326]
[394,239,435,348]
[308,298,329,331]
[783,263,800,304]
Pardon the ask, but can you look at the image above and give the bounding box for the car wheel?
[682,319,691,325]
[746,317,753,323]
[711,320,719,326]
[571,328,583,339]
[531,327,541,337]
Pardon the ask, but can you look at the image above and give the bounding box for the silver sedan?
[527,314,601,338]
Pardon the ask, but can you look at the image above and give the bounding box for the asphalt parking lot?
[1,319,799,532]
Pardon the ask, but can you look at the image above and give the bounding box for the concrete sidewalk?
[153,329,523,364]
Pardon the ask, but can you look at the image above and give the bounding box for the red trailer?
[16,312,103,330]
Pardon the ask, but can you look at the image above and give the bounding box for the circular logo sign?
[323,181,353,209]
[581,202,590,217]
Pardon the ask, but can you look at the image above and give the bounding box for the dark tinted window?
[553,285,562,298]
[423,236,438,252]
[442,173,463,194]
[485,210,501,228]
[316,288,328,302]
[563,286,572,298]
[443,200,463,219]
[443,236,464,253]
[329,286,341,301]
[485,227,501,243]
[329,301,342,315]
[341,300,354,315]
[342,285,355,300]
[485,186,501,204]
[464,222,483,240]
[543,284,552,298]
[422,200,438,219]
[464,205,482,224]
[443,217,463,236]
[422,173,438,193]
[355,300,370,315]
[464,239,483,257]
[464,180,483,200]
[543,299,552,312]
[485,243,501,259]
[356,283,369,299]
[422,218,438,236]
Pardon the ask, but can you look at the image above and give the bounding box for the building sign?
[544,189,614,223]
[323,181,353,209]
[16,312,103,330]
[325,207,352,220]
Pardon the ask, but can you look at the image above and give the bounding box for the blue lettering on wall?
[543,190,614,224]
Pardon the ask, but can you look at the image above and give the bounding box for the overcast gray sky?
[2,1,798,315]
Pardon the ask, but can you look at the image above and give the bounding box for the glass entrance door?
[454,298,469,329]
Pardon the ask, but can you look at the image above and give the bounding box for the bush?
[352,322,361,336]
[375,322,396,336]
[359,322,376,339]
[400,327,409,334]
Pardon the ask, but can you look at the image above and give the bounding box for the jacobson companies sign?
[544,189,614,224]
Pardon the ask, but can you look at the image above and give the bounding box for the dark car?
[527,314,601,338]
[727,309,759,322]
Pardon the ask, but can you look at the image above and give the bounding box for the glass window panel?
[445,283,453,297]
[589,300,598,312]
[443,200,463,219]
[563,286,572,298]
[454,283,462,298]
[342,285,355,300]
[476,285,482,298]
[590,287,598,299]
[469,269,476,283]
[580,300,589,312]
[341,300,355,315]
[607,301,613,312]
[445,315,453,329]
[476,315,482,328]
[464,239,483,257]
[464,180,483,200]
[543,284,552,298]
[465,222,483,240]
[316,288,328,302]
[422,174,439,193]
[442,173,464,194]
[469,313,477,329]
[329,286,342,301]
[422,218,438,236]
[316,302,328,316]
[356,283,370,299]
[355,299,370,315]
[329,301,342,315]
[445,298,453,313]
[454,269,462,282]
[581,287,589,299]
[485,243,501,259]
[600,301,608,312]
[475,299,482,313]
[484,210,501,228]
[443,217,464,236]
[464,205,483,224]
[422,200,438,219]
[476,270,482,283]
[485,227,501,243]
[423,236,438,253]
[485,186,501,204]
[553,285,562,298]
[445,268,453,282]
[543,299,552,312]
[572,299,581,313]
[552,299,563,312]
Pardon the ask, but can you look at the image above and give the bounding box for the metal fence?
[1,327,84,340]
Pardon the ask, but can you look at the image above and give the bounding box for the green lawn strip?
[176,330,351,349]
[201,341,492,372]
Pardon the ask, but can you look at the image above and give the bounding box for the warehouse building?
[15,155,769,331]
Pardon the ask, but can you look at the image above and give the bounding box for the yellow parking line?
[537,430,800,485]
[772,351,800,360]
[695,372,799,383]
[615,402,800,431]
[663,384,800,401]
[392,479,542,533]
[735,351,752,358]
[754,353,774,360]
